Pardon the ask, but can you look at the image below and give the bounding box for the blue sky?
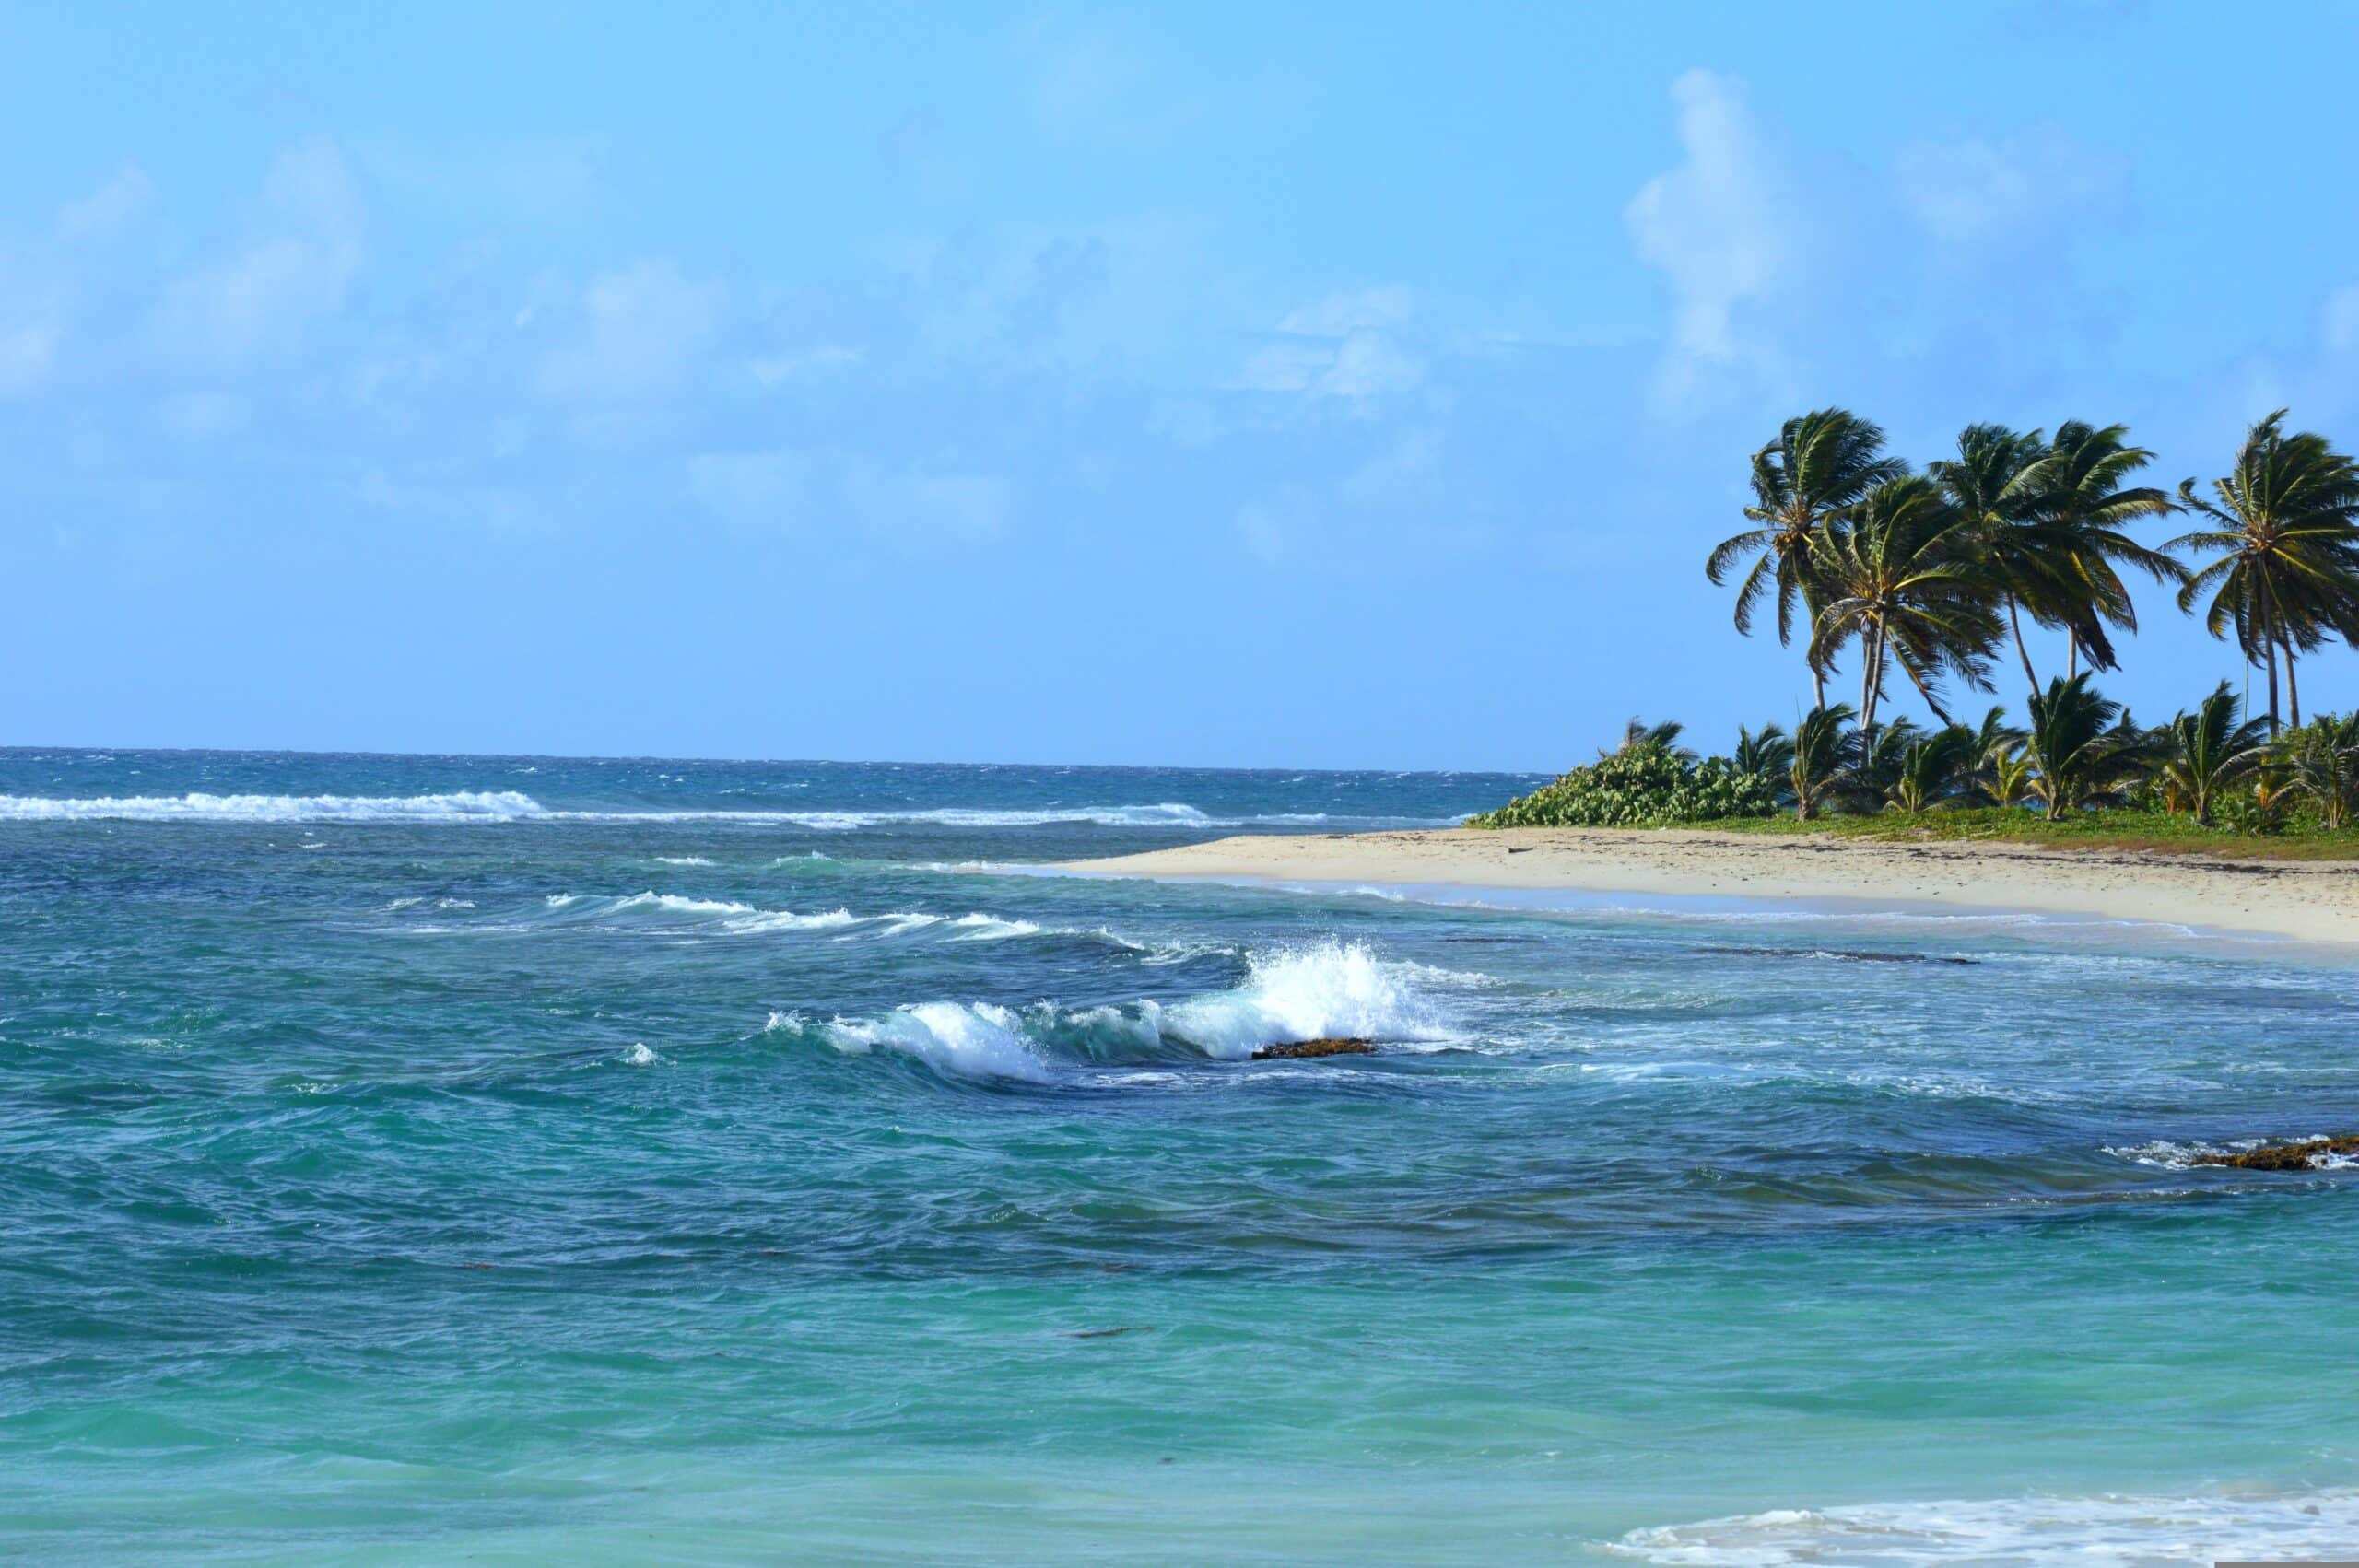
[7,1,2359,768]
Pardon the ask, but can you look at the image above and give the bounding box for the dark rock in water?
[2195,1134,2359,1170]
[1251,1037,1376,1060]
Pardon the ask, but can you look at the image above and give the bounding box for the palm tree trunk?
[1859,627,1882,738]
[1812,664,1825,711]
[2006,595,2039,699]
[2263,639,2282,737]
[2067,630,2079,680]
[2287,642,2301,729]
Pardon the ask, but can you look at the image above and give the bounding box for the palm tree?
[2027,420,2183,677]
[2278,713,2359,830]
[2025,673,2148,821]
[2172,410,2359,733]
[1807,475,2002,738]
[1849,716,1923,808]
[1953,703,2024,805]
[1985,740,2039,809]
[1888,724,1978,813]
[1930,424,2052,697]
[1707,410,1909,707]
[1616,718,1690,757]
[2155,682,2270,826]
[1789,703,1860,822]
[1732,722,1795,784]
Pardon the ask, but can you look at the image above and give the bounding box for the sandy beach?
[1067,827,2359,946]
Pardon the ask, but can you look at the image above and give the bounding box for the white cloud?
[1893,124,2127,246]
[1320,329,1422,398]
[687,450,807,525]
[687,448,1008,541]
[541,260,721,397]
[57,166,153,240]
[1625,70,1794,399]
[748,345,862,386]
[355,469,542,532]
[158,141,363,361]
[1279,287,1411,337]
[1238,287,1424,399]
[842,462,1010,541]
[0,303,60,396]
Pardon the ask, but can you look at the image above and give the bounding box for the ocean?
[4,747,2356,1563]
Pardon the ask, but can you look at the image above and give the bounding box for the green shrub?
[1468,742,1779,828]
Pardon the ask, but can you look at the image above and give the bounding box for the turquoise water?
[5,749,2357,1563]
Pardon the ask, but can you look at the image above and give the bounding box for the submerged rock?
[1250,1037,1376,1060]
[2194,1134,2359,1170]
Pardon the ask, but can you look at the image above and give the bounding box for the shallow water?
[4,749,2356,1562]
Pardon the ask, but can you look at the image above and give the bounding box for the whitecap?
[820,1001,1050,1083]
[1607,1487,2359,1565]
[1163,938,1458,1059]
[0,790,548,824]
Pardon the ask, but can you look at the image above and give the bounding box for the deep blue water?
[4,748,2357,1563]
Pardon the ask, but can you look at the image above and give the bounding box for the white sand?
[1064,827,2359,946]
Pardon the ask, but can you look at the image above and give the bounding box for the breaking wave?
[776,939,1465,1082]
[0,790,548,823]
[1606,1487,2359,1564]
[0,790,1453,829]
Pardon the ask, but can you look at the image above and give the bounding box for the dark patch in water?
[1065,1325,1155,1339]
[1696,945,1980,967]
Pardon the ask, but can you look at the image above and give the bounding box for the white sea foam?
[654,856,715,866]
[619,1043,663,1067]
[0,789,548,823]
[1164,938,1455,1059]
[945,913,1044,941]
[1607,1487,2359,1564]
[2107,1135,2357,1171]
[723,907,862,933]
[608,893,757,917]
[769,937,1475,1081]
[821,1001,1050,1083]
[0,790,1453,830]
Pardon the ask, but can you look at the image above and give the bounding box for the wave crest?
[0,790,546,824]
[780,939,1462,1082]
[1608,1488,2359,1564]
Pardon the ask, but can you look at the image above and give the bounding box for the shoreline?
[1062,827,2359,947]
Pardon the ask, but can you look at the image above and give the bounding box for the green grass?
[1669,806,2359,860]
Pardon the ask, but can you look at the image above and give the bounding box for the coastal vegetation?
[1472,407,2359,850]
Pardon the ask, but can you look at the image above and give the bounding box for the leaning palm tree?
[2025,673,2148,821]
[1707,410,1909,707]
[1789,703,1860,822]
[1930,423,2054,698]
[1807,475,2002,737]
[2155,682,2271,826]
[1616,718,1691,758]
[2025,420,2183,677]
[2277,713,2359,830]
[2172,410,2359,733]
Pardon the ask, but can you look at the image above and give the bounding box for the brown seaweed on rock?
[2194,1135,2359,1170]
[1250,1037,1376,1060]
